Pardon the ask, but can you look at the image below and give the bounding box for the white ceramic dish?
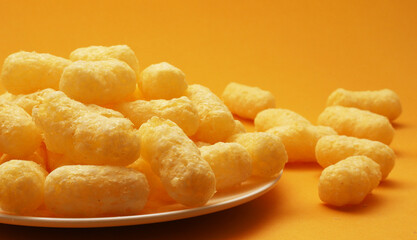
[0,171,282,228]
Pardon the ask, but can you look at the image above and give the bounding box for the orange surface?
[0,0,417,239]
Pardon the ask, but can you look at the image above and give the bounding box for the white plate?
[0,171,282,228]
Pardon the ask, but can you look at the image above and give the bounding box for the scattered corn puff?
[69,45,140,76]
[44,165,149,217]
[32,91,141,166]
[317,106,394,145]
[318,156,381,206]
[139,62,187,100]
[60,60,136,105]
[9,89,55,115]
[0,160,47,214]
[229,132,287,177]
[187,84,235,143]
[255,108,311,132]
[266,124,337,162]
[327,88,402,121]
[222,82,276,119]
[1,51,71,94]
[0,102,42,157]
[114,96,199,136]
[200,142,252,190]
[139,117,216,207]
[316,135,395,179]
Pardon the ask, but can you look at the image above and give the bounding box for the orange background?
[0,0,417,239]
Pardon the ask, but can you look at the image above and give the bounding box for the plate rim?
[0,171,282,228]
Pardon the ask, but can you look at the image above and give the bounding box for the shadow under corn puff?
[320,193,385,214]
[391,122,408,130]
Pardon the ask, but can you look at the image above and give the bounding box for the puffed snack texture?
[45,150,75,172]
[228,132,287,177]
[222,82,276,119]
[327,88,402,121]
[128,158,172,203]
[1,51,71,94]
[0,144,47,170]
[317,106,394,145]
[266,124,337,162]
[0,160,47,214]
[44,165,149,217]
[139,62,187,100]
[318,156,381,206]
[139,117,216,207]
[60,59,136,105]
[254,108,311,132]
[186,84,236,143]
[0,92,14,103]
[2,88,56,115]
[0,102,42,157]
[32,91,141,166]
[114,96,199,136]
[200,142,252,190]
[231,120,247,135]
[316,135,395,179]
[69,45,140,76]
[194,141,211,148]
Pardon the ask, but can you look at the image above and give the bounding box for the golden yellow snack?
[200,142,252,190]
[318,156,381,206]
[45,151,74,172]
[316,135,395,179]
[139,62,187,100]
[266,124,337,162]
[327,88,402,121]
[32,91,141,166]
[0,102,42,157]
[60,60,136,105]
[0,160,47,214]
[229,132,287,177]
[10,89,56,115]
[85,104,125,118]
[0,89,57,116]
[128,158,172,203]
[69,45,140,76]
[139,117,216,207]
[114,96,199,136]
[44,165,149,217]
[317,106,394,145]
[123,84,144,102]
[1,51,71,94]
[186,84,236,143]
[222,82,275,119]
[194,141,211,148]
[0,143,47,170]
[0,92,14,103]
[254,108,311,132]
[231,120,247,135]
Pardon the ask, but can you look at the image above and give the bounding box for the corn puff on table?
[0,0,416,239]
